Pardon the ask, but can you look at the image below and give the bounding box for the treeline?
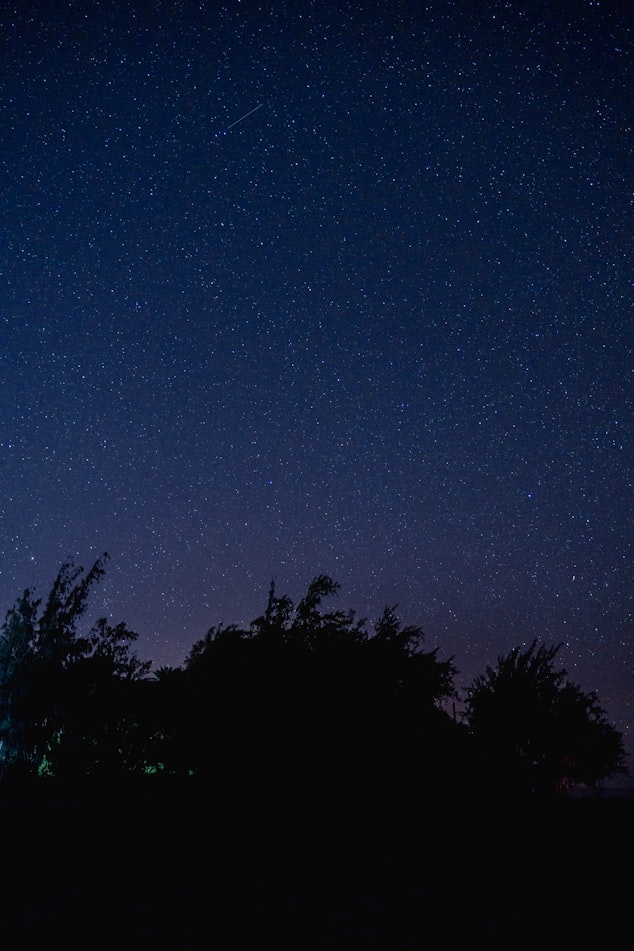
[0,554,627,800]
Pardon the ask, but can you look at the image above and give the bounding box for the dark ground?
[1,780,631,948]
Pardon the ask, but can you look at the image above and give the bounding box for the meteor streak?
[225,103,264,130]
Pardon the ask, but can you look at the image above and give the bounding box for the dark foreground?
[1,779,631,948]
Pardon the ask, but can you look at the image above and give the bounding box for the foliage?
[0,562,628,800]
[0,554,150,781]
[463,640,628,796]
[166,577,464,799]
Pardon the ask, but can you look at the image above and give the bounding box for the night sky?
[1,1,632,778]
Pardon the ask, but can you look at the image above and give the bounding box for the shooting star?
[225,103,264,131]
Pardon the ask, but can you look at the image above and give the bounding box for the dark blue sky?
[1,1,632,774]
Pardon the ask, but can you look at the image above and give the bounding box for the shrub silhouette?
[0,560,627,802]
[464,640,627,796]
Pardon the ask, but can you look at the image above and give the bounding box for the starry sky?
[1,1,632,777]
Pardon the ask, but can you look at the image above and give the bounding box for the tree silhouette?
[463,639,628,797]
[0,555,150,782]
[0,556,109,773]
[163,577,465,806]
[0,561,627,803]
[45,617,152,781]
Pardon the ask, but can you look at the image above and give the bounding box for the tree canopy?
[0,554,150,782]
[463,640,628,796]
[0,559,627,801]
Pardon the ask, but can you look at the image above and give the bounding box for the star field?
[1,1,632,776]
